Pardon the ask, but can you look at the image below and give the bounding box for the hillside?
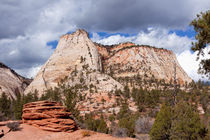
[0,29,209,139]
[25,29,192,95]
[0,62,31,99]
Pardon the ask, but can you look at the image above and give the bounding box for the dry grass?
[81,130,94,137]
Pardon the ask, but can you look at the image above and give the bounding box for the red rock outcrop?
[22,100,78,133]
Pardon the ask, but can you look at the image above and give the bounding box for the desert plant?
[113,128,128,138]
[170,101,204,140]
[0,92,11,118]
[0,112,7,121]
[81,130,91,137]
[6,122,21,132]
[149,104,172,140]
[135,116,153,134]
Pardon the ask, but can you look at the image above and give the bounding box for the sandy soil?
[0,124,134,140]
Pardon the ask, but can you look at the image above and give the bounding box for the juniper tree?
[191,10,210,78]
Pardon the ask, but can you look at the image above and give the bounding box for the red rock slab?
[22,113,51,120]
[24,100,60,107]
[23,106,66,113]
[22,100,78,133]
[44,111,71,118]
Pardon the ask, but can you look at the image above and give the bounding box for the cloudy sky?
[0,0,209,81]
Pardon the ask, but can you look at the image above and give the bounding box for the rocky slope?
[96,42,192,85]
[24,29,122,96]
[0,62,31,99]
[24,29,192,117]
[25,29,191,95]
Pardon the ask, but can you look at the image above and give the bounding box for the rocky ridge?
[24,29,122,96]
[22,100,78,132]
[24,29,192,116]
[0,62,31,99]
[25,29,191,96]
[96,42,192,85]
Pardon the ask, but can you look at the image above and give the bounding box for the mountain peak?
[61,29,89,40]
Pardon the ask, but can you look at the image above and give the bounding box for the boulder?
[22,100,78,133]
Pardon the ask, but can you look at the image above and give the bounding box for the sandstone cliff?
[24,29,192,117]
[25,29,192,95]
[0,62,31,99]
[24,29,122,96]
[96,42,192,85]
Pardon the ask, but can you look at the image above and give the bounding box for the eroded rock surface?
[0,62,31,99]
[25,29,192,96]
[24,29,122,96]
[96,42,192,85]
[22,100,78,133]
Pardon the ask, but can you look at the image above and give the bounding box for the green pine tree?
[150,104,172,140]
[0,92,11,118]
[170,101,203,140]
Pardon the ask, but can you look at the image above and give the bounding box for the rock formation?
[24,29,122,96]
[96,42,192,85]
[23,29,192,116]
[25,29,192,96]
[22,100,78,133]
[0,62,31,99]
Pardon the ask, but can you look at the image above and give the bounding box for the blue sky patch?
[89,32,137,39]
[169,26,196,39]
[46,40,58,49]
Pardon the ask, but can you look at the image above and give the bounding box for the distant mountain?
[96,42,192,85]
[24,29,192,116]
[0,62,32,99]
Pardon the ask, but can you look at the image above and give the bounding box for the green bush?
[150,104,172,140]
[170,101,204,140]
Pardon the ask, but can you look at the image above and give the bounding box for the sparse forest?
[0,77,209,139]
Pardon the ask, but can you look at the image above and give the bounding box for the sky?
[0,0,209,81]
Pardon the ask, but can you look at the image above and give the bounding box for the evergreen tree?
[97,117,109,133]
[190,10,210,78]
[0,92,11,118]
[13,94,23,120]
[170,101,203,140]
[150,104,172,140]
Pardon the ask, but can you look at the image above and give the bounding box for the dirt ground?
[0,123,134,140]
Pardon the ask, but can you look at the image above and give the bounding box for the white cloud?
[177,46,210,81]
[15,65,42,79]
[0,0,77,78]
[94,27,193,53]
[0,0,209,80]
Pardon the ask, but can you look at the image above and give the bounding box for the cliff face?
[96,43,192,85]
[23,29,192,116]
[25,29,192,95]
[24,29,122,95]
[0,62,31,99]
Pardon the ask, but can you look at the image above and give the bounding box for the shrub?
[108,114,115,122]
[0,92,11,118]
[0,112,7,121]
[112,128,128,138]
[150,101,207,140]
[170,101,204,140]
[81,130,91,137]
[84,114,109,134]
[6,122,20,131]
[135,116,153,134]
[149,104,172,140]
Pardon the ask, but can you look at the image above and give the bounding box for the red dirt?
[0,124,134,140]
